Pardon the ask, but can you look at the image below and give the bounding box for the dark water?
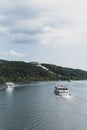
[0,81,87,130]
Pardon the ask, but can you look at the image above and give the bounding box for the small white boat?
[54,84,70,96]
[5,82,14,88]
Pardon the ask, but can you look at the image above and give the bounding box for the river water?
[0,81,87,130]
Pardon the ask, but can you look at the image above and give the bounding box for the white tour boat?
[5,82,14,88]
[54,84,70,96]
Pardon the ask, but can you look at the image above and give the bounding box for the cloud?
[10,18,44,35]
[6,50,26,57]
[0,0,87,45]
[0,26,8,35]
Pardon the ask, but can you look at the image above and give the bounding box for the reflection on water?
[0,81,87,130]
[6,87,14,92]
[6,86,15,97]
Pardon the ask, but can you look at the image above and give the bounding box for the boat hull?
[5,82,14,88]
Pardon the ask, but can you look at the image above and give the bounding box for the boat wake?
[63,95,72,100]
[56,94,72,100]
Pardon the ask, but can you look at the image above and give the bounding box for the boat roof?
[55,85,69,90]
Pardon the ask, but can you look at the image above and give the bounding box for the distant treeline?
[0,60,87,83]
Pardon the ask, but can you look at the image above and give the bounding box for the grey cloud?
[0,0,39,19]
[11,34,39,44]
[10,29,43,35]
[0,0,42,44]
[12,38,37,44]
[0,0,74,45]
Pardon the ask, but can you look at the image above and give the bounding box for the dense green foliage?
[42,63,87,80]
[0,60,87,83]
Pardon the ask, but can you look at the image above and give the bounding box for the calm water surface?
[0,81,87,130]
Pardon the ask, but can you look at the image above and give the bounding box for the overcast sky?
[1,0,87,70]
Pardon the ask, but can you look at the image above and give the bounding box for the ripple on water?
[0,81,87,130]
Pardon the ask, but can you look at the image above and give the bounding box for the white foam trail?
[63,95,72,100]
[56,95,72,100]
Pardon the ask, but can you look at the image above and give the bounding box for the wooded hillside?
[0,60,87,83]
